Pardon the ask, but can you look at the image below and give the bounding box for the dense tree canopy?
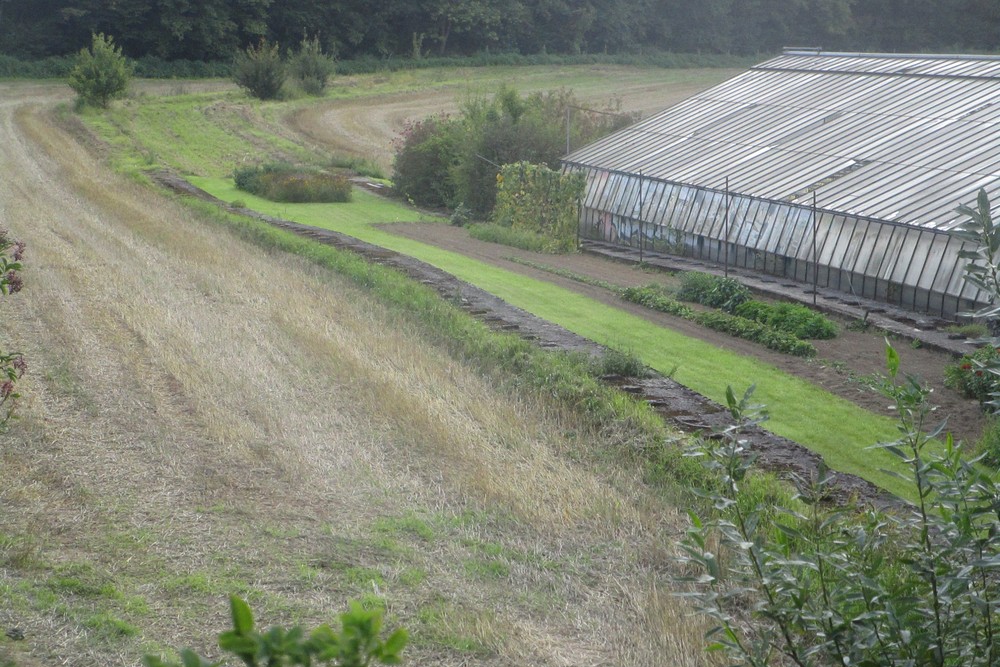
[0,0,997,61]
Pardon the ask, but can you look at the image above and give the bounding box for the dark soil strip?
[154,171,897,510]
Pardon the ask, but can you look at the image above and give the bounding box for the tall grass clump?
[467,223,550,252]
[234,163,351,203]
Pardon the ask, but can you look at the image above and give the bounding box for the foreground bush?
[145,595,406,667]
[234,163,352,203]
[69,33,132,109]
[234,39,286,100]
[683,346,1000,666]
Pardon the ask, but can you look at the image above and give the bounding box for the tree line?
[1,0,997,63]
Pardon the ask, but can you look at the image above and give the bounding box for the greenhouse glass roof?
[565,50,1000,231]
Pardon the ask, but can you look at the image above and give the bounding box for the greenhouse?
[564,50,1000,319]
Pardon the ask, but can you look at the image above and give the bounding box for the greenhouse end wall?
[570,165,984,319]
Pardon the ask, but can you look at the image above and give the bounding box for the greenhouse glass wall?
[564,50,1000,319]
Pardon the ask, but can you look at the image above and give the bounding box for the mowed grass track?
[0,92,716,666]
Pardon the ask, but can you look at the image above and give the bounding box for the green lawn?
[193,176,913,497]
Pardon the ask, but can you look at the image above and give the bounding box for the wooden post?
[638,171,644,263]
[812,191,819,307]
[725,177,731,278]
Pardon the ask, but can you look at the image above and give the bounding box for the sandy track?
[0,84,711,667]
[287,67,739,173]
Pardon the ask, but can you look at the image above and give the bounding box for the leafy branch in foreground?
[681,342,1000,666]
[0,228,27,423]
[144,595,407,667]
[954,188,1000,413]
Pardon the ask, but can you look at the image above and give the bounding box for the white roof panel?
[566,51,1000,231]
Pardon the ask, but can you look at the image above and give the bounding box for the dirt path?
[287,67,741,173]
[382,222,987,446]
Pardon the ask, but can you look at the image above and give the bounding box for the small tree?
[68,33,132,109]
[289,35,335,96]
[233,39,286,101]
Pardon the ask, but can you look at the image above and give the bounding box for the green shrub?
[693,310,817,357]
[734,300,837,339]
[234,163,352,203]
[391,114,463,209]
[619,285,695,318]
[944,344,1000,406]
[233,39,286,100]
[68,33,133,109]
[392,86,634,217]
[289,35,335,96]
[591,347,650,378]
[676,271,750,312]
[620,284,812,355]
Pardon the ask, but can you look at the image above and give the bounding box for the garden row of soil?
[155,171,899,509]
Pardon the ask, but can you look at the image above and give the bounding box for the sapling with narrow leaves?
[681,342,1000,665]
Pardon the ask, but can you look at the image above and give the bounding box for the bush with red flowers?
[944,344,1000,407]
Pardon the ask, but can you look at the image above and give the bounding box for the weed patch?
[234,162,352,203]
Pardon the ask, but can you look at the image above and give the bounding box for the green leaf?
[230,595,255,636]
[382,628,408,657]
[885,341,899,379]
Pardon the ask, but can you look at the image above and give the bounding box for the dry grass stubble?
[0,90,715,666]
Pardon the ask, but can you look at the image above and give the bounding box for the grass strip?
[189,178,919,497]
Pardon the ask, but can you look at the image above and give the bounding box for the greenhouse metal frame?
[564,50,1000,319]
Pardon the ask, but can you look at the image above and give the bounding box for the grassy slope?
[195,179,910,497]
[4,97,718,667]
